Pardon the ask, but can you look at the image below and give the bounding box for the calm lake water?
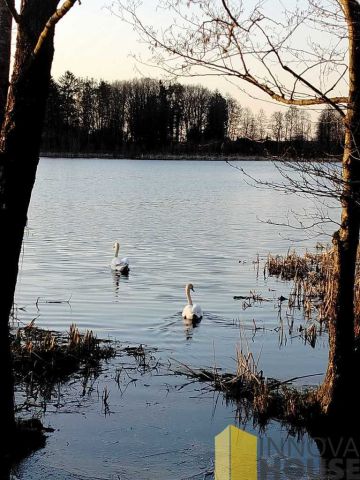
[12,158,336,479]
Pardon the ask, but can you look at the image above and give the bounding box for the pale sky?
[49,0,286,113]
[52,1,139,81]
[48,0,347,117]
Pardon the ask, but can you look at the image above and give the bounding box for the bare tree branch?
[1,0,20,24]
[33,0,78,56]
[115,1,349,109]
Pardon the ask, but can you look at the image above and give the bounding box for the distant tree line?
[42,71,345,158]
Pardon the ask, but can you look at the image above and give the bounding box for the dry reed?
[172,350,319,430]
[12,324,115,388]
[266,247,360,330]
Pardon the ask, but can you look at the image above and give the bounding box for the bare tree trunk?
[0,0,60,440]
[318,0,360,424]
[0,0,14,443]
[0,0,12,125]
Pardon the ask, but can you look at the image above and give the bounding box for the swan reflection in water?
[183,316,202,340]
[111,270,129,297]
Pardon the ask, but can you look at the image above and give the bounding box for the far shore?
[40,152,339,162]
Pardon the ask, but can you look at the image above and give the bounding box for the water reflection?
[16,159,331,376]
[183,316,202,340]
[111,270,129,297]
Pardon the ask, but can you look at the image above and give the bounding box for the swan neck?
[186,286,193,306]
[114,244,119,257]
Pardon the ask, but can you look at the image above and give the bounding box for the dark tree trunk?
[0,0,12,125]
[318,0,360,425]
[0,0,60,439]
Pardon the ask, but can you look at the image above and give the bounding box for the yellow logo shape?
[215,425,257,479]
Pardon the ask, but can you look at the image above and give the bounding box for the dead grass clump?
[253,382,272,418]
[266,249,333,325]
[266,247,360,328]
[12,324,115,386]
[266,250,319,281]
[172,347,321,431]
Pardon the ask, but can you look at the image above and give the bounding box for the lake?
[12,158,335,479]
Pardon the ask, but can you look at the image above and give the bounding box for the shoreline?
[40,152,338,162]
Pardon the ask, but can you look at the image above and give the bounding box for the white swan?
[111,241,130,274]
[182,283,203,321]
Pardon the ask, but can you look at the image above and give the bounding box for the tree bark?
[0,0,60,439]
[318,0,360,424]
[0,0,12,125]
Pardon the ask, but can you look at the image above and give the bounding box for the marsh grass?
[266,247,360,338]
[12,322,161,409]
[12,323,115,403]
[13,323,114,373]
[172,351,321,432]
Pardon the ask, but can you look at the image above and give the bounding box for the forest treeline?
[42,71,345,158]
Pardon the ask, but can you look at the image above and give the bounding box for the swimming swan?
[111,241,130,274]
[182,283,203,321]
